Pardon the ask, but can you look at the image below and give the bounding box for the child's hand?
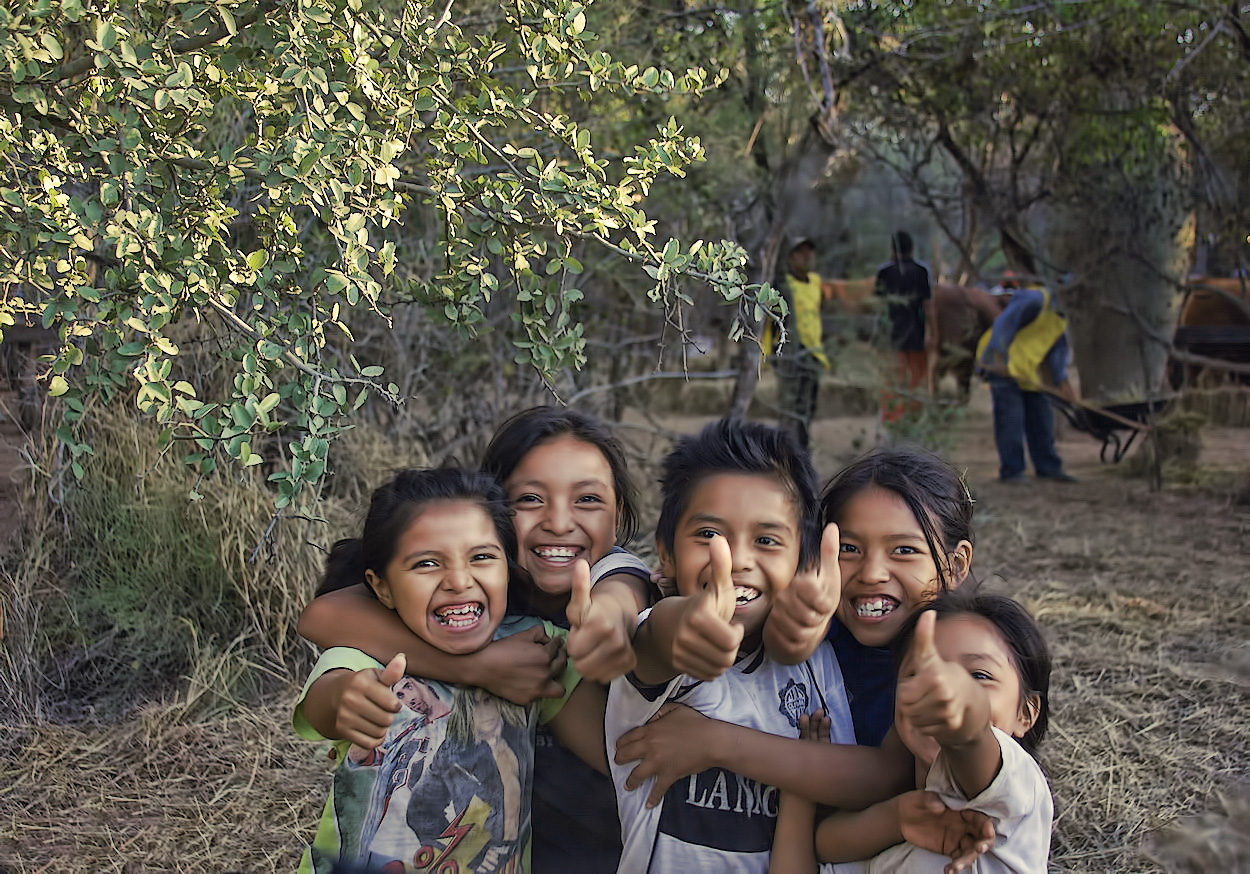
[796,707,832,743]
[333,653,406,749]
[896,790,995,873]
[478,625,568,703]
[764,523,841,664]
[671,535,744,681]
[615,702,718,807]
[896,611,987,748]
[566,559,637,683]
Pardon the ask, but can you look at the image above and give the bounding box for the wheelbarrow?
[1044,391,1173,463]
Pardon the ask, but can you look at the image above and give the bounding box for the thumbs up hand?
[896,612,988,750]
[670,535,744,681]
[567,559,638,683]
[764,523,841,664]
[333,652,407,749]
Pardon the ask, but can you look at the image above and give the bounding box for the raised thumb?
[910,610,941,667]
[566,558,593,628]
[707,535,735,622]
[379,652,407,686]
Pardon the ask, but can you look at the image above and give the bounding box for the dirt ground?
[1,385,1248,872]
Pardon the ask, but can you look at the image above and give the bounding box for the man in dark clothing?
[874,231,935,423]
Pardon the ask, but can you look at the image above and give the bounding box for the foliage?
[0,0,786,506]
[2,398,345,717]
[832,0,1250,279]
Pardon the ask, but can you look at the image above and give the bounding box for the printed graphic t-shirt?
[293,616,579,874]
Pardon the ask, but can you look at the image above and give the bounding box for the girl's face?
[897,613,1037,766]
[368,500,509,656]
[834,485,971,648]
[504,434,620,597]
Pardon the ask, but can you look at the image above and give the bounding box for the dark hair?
[894,589,1051,756]
[821,446,973,591]
[656,418,821,569]
[892,230,914,258]
[480,406,640,546]
[318,468,516,597]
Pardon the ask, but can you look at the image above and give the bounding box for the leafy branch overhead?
[0,0,785,505]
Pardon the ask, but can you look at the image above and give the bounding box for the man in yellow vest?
[977,274,1078,483]
[770,236,831,450]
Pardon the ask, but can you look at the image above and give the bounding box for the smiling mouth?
[434,603,484,628]
[734,585,763,607]
[853,596,899,619]
[531,546,579,565]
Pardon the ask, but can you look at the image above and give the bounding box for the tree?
[826,0,1250,399]
[0,0,785,505]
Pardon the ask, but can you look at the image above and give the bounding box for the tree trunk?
[727,122,837,421]
[1045,138,1192,402]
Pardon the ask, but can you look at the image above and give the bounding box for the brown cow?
[820,279,1005,399]
[1170,276,1250,388]
[932,283,1006,398]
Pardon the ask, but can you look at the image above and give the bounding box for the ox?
[1169,276,1250,388]
[821,279,1004,399]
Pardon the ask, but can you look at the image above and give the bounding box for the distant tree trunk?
[727,123,838,421]
[1046,135,1192,401]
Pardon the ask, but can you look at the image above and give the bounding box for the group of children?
[291,407,1054,873]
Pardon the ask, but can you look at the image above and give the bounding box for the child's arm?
[300,653,406,745]
[547,678,610,775]
[631,536,743,685]
[814,793,996,870]
[298,584,566,703]
[770,792,820,874]
[615,703,913,810]
[812,797,906,864]
[565,561,651,683]
[764,523,840,665]
[896,612,998,799]
[769,709,832,874]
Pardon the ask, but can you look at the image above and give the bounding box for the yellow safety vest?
[763,272,830,369]
[976,287,1067,389]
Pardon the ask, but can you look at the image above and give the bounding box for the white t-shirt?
[833,726,1053,874]
[607,623,854,874]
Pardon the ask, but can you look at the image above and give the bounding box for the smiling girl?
[293,468,603,873]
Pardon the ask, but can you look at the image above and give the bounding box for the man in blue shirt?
[978,277,1078,483]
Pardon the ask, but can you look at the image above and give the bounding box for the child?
[613,447,974,806]
[770,590,1053,873]
[605,418,858,871]
[822,446,974,746]
[293,468,604,873]
[297,407,653,872]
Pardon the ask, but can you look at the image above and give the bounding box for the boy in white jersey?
[606,419,853,873]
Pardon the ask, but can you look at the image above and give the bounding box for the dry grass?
[964,445,1250,872]
[0,704,331,872]
[1,397,1248,872]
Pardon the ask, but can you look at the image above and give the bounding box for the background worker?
[875,231,936,424]
[977,275,1078,483]
[769,237,831,450]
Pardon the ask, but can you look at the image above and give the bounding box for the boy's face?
[368,500,509,656]
[659,472,802,644]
